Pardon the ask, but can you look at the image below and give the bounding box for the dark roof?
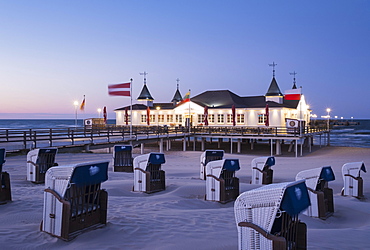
[191,90,245,108]
[137,84,154,101]
[265,77,283,96]
[115,103,175,111]
[171,89,183,103]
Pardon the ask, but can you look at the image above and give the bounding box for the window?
[198,114,204,123]
[158,115,164,122]
[217,114,224,123]
[141,115,147,123]
[167,114,173,122]
[258,114,266,124]
[227,114,233,123]
[150,114,155,123]
[237,114,244,124]
[175,114,182,123]
[209,114,215,123]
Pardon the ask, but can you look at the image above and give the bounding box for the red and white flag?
[284,88,301,100]
[108,82,131,96]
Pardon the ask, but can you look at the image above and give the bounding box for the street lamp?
[326,108,331,130]
[97,108,102,118]
[73,101,79,128]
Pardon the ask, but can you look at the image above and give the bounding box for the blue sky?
[1,0,369,120]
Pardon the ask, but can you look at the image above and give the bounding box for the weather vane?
[289,71,297,89]
[176,78,180,89]
[268,62,277,77]
[139,71,148,85]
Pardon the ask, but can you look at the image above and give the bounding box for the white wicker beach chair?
[27,148,58,183]
[295,166,335,219]
[251,156,275,185]
[113,145,133,172]
[0,148,11,204]
[206,159,240,203]
[200,150,224,180]
[133,152,166,193]
[341,162,366,198]
[235,180,310,250]
[41,161,109,241]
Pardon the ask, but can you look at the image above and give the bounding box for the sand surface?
[0,146,369,249]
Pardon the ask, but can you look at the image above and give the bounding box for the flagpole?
[188,89,191,134]
[130,78,133,138]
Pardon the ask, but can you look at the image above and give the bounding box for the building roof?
[265,77,283,96]
[191,90,245,108]
[137,84,154,101]
[171,89,183,103]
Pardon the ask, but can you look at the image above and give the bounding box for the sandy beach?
[0,146,369,250]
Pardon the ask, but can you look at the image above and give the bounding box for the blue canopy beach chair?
[206,159,240,203]
[41,161,109,241]
[296,166,335,219]
[27,148,58,183]
[251,156,275,185]
[341,162,366,198]
[113,145,133,172]
[235,180,310,250]
[133,153,166,193]
[200,150,224,180]
[0,148,11,204]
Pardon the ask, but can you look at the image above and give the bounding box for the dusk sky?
[1,1,369,120]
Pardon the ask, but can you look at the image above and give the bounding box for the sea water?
[0,119,369,148]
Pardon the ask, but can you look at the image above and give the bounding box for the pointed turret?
[137,71,154,107]
[171,82,183,106]
[265,77,283,104]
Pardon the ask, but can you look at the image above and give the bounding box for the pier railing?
[0,125,327,151]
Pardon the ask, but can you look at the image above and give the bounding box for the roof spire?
[139,71,148,85]
[268,61,277,78]
[290,71,297,89]
[176,78,180,90]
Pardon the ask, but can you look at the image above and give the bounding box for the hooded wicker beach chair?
[234,180,310,250]
[113,145,133,172]
[133,152,166,193]
[41,161,109,241]
[0,148,11,204]
[206,159,240,203]
[341,162,366,198]
[295,166,335,219]
[251,156,275,185]
[27,148,58,183]
[200,150,224,180]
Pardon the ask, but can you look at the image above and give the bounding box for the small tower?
[171,78,183,106]
[290,71,297,89]
[137,71,154,107]
[265,62,283,104]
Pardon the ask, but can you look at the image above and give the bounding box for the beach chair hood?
[206,159,240,178]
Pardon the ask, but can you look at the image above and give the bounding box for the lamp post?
[73,101,79,128]
[326,108,331,146]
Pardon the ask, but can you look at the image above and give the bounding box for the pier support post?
[159,138,163,153]
[230,139,233,154]
[201,138,205,151]
[218,138,222,149]
[141,143,144,154]
[276,139,281,155]
[183,137,187,151]
[193,137,197,151]
[237,139,241,153]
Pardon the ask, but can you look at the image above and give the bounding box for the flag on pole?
[284,88,301,100]
[182,91,190,103]
[204,106,209,126]
[232,104,236,126]
[103,106,107,123]
[108,82,131,96]
[265,103,269,127]
[80,95,85,111]
[146,106,150,126]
